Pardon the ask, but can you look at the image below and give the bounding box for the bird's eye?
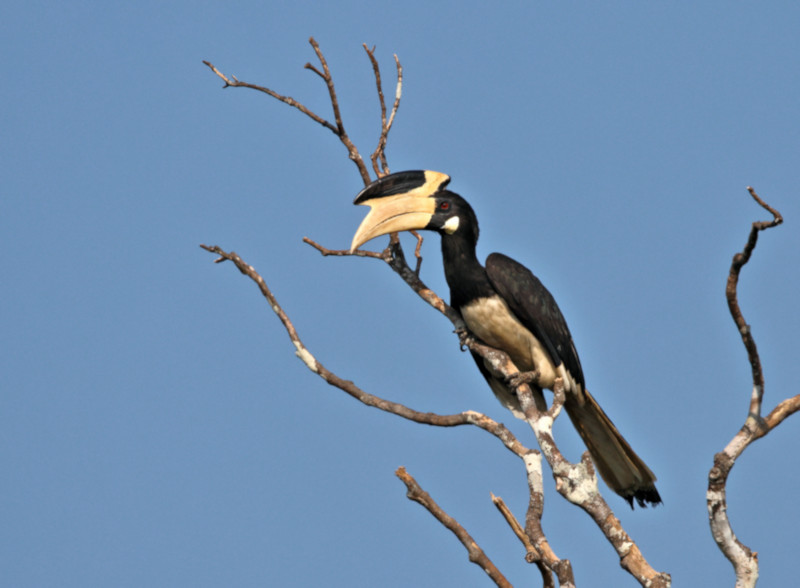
[440,202,450,210]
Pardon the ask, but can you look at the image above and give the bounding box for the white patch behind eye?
[442,215,460,234]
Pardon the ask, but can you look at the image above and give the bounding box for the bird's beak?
[350,195,436,252]
[350,170,450,252]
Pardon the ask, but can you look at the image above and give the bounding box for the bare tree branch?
[305,229,669,584]
[491,493,537,562]
[203,37,373,185]
[762,394,800,431]
[201,242,668,585]
[202,59,337,134]
[200,244,524,443]
[204,38,402,187]
[492,492,567,588]
[708,187,798,588]
[204,43,671,586]
[363,44,402,177]
[200,242,563,584]
[302,37,371,182]
[512,377,670,587]
[725,187,783,419]
[520,452,576,588]
[396,467,511,587]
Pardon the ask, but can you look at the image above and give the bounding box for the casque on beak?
[350,170,450,252]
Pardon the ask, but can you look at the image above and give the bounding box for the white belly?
[460,296,559,389]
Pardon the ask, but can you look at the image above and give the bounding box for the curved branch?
[725,186,783,419]
[708,187,795,588]
[204,44,667,585]
[200,244,525,447]
[200,243,583,581]
[208,228,671,583]
[204,37,372,185]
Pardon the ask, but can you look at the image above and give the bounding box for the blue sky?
[3,2,799,586]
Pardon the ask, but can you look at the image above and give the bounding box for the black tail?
[565,389,661,508]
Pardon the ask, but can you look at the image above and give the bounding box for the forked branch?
[204,36,402,185]
[204,41,668,586]
[363,44,402,176]
[305,232,668,584]
[708,187,798,588]
[397,467,512,587]
[200,243,572,584]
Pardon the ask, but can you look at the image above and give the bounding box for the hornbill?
[350,170,661,508]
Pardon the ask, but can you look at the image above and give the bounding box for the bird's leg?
[505,370,541,391]
[455,327,475,352]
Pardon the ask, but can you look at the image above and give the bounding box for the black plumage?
[351,170,661,507]
[486,252,584,390]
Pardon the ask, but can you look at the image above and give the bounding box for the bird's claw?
[455,327,475,352]
[506,370,540,390]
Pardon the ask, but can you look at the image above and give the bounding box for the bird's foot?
[505,370,540,391]
[455,327,475,352]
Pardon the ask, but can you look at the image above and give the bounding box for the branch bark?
[397,467,512,587]
[204,42,671,586]
[707,187,799,588]
[302,237,668,585]
[201,242,669,586]
[363,44,402,177]
[200,244,574,582]
[204,36,401,186]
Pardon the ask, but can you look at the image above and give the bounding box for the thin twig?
[397,468,511,588]
[491,493,537,558]
[203,37,371,184]
[202,59,337,133]
[492,493,561,588]
[302,237,383,259]
[305,37,369,184]
[364,44,388,178]
[387,56,403,135]
[492,493,558,587]
[364,45,403,177]
[306,38,343,134]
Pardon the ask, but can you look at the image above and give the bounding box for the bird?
[350,170,661,508]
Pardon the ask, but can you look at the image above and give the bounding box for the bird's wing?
[484,252,585,389]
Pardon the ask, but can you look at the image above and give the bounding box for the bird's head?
[350,170,479,252]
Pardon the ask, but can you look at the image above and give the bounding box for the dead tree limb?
[492,491,568,588]
[707,187,799,588]
[363,43,402,177]
[203,36,385,185]
[198,245,524,444]
[397,467,512,587]
[204,42,668,586]
[199,243,575,582]
[306,233,670,585]
[200,242,667,585]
